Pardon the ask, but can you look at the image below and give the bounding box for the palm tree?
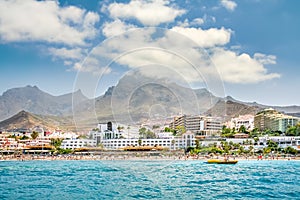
[31,131,39,140]
[127,125,130,139]
[138,139,142,146]
[249,145,254,156]
[239,125,247,133]
[171,139,176,150]
[195,140,200,149]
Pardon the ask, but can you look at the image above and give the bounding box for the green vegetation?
[152,125,160,129]
[138,139,142,146]
[117,126,124,132]
[138,127,156,139]
[78,135,88,139]
[283,146,298,155]
[56,148,73,154]
[164,127,177,135]
[50,138,63,148]
[239,125,248,133]
[19,135,30,140]
[7,134,17,140]
[221,125,294,138]
[286,123,300,136]
[175,125,186,135]
[221,125,235,138]
[31,131,39,139]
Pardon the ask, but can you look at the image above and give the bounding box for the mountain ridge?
[0,82,299,130]
[0,110,75,131]
[0,85,88,121]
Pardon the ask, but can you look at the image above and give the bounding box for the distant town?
[0,108,299,159]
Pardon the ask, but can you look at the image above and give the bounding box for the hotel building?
[61,122,196,150]
[169,115,222,136]
[254,108,298,133]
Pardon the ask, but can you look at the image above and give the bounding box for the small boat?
[206,159,238,164]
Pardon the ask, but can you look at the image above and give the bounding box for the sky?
[0,0,299,106]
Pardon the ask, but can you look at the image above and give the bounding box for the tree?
[31,131,39,139]
[171,139,176,150]
[152,125,160,129]
[164,127,171,132]
[51,138,63,148]
[222,125,231,134]
[20,135,29,140]
[175,125,186,135]
[145,130,156,139]
[267,140,278,150]
[195,140,200,149]
[249,145,254,155]
[284,146,298,155]
[239,125,247,133]
[286,126,298,136]
[238,146,245,155]
[249,128,260,138]
[253,137,259,144]
[138,139,142,146]
[221,126,234,138]
[139,127,147,138]
[263,129,272,135]
[127,125,130,138]
[117,126,124,132]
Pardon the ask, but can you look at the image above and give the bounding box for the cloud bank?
[0,0,99,46]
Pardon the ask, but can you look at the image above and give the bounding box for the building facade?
[169,115,222,136]
[226,115,254,130]
[60,121,196,150]
[60,139,97,150]
[254,108,298,132]
[99,132,195,150]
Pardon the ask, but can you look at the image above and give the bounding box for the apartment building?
[254,108,298,132]
[169,115,222,136]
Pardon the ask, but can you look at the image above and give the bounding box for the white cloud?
[171,26,232,47]
[102,19,137,38]
[48,47,86,61]
[83,28,279,85]
[191,18,204,26]
[74,58,112,76]
[107,0,186,26]
[220,0,237,11]
[0,0,100,46]
[177,19,190,27]
[211,48,280,83]
[254,53,277,65]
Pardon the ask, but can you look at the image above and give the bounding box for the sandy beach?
[1,153,299,162]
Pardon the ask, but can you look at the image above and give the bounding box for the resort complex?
[0,108,299,157]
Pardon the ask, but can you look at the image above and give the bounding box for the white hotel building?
[61,122,196,150]
[100,133,195,150]
[60,139,97,150]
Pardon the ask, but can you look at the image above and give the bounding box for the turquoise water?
[0,160,299,199]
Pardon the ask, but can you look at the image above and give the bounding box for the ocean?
[0,160,299,199]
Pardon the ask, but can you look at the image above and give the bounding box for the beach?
[1,152,299,162]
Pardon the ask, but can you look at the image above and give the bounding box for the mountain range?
[0,110,75,131]
[0,76,299,131]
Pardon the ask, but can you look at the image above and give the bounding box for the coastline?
[1,154,299,162]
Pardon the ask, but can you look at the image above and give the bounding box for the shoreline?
[1,154,299,162]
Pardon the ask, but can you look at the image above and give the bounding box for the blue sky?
[0,0,299,106]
